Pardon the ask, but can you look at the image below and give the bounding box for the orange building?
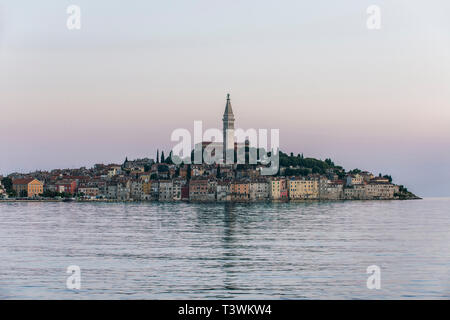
[12,178,44,197]
[231,180,250,201]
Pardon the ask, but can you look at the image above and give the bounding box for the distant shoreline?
[0,197,422,203]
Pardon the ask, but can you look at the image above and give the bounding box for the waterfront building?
[320,181,344,200]
[231,180,250,201]
[288,177,319,200]
[142,179,152,196]
[130,180,144,200]
[78,187,99,198]
[107,184,118,199]
[189,179,209,201]
[249,179,269,201]
[343,184,367,200]
[55,180,77,195]
[172,178,186,201]
[159,180,173,201]
[150,181,160,200]
[12,178,44,198]
[181,184,190,201]
[217,181,231,202]
[117,181,131,200]
[366,182,399,199]
[269,177,288,200]
[206,179,217,201]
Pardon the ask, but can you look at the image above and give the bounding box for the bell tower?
[222,93,235,164]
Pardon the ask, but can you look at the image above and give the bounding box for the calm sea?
[0,198,449,299]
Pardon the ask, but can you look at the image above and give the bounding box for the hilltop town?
[0,95,418,202]
[0,151,418,202]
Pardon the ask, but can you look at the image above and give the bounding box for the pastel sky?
[1,1,449,197]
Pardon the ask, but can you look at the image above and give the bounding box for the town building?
[189,179,209,201]
[270,177,288,200]
[320,181,344,200]
[288,177,319,200]
[365,182,399,199]
[12,178,44,198]
[344,184,367,200]
[55,180,77,195]
[117,181,131,201]
[249,179,269,201]
[172,178,186,201]
[78,187,99,198]
[107,184,118,199]
[159,180,173,201]
[231,180,250,201]
[217,181,231,202]
[346,174,364,186]
[130,180,144,200]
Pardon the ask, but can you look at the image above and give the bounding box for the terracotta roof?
[12,178,39,185]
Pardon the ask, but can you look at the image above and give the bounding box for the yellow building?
[12,178,44,197]
[270,178,288,200]
[142,180,152,195]
[288,178,319,200]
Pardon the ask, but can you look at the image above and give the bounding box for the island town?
[0,95,418,202]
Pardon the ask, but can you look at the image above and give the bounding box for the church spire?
[223,93,234,120]
[222,93,235,164]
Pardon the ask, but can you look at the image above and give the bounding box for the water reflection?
[0,199,449,299]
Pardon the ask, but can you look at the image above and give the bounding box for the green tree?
[187,164,191,180]
[20,190,28,198]
[325,158,334,167]
[164,151,173,164]
[1,177,13,192]
[42,190,58,198]
[336,170,346,180]
[160,151,165,163]
[216,165,221,179]
[312,166,324,174]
